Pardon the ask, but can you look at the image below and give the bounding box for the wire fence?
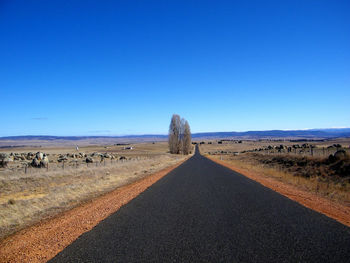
[3,155,159,176]
[210,146,350,158]
[260,147,350,157]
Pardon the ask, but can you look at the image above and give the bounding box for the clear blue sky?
[1,0,349,136]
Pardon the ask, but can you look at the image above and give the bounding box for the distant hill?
[0,135,168,141]
[191,128,350,139]
[1,128,350,141]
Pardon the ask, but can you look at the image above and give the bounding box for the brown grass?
[0,137,167,148]
[0,142,188,240]
[0,157,190,263]
[206,154,350,227]
[199,139,350,205]
[199,138,350,157]
[199,141,350,226]
[205,152,350,204]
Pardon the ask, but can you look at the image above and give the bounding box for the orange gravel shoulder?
[0,158,189,263]
[207,156,350,228]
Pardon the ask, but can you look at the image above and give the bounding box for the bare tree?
[183,120,192,155]
[168,114,181,154]
[168,114,191,155]
[180,118,186,153]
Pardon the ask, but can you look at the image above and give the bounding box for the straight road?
[50,146,350,262]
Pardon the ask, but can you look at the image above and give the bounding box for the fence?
[262,146,350,158]
[4,155,157,176]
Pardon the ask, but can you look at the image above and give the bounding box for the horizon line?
[1,127,350,138]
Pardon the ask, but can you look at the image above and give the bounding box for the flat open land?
[1,140,350,262]
[200,138,350,206]
[199,137,350,156]
[0,142,187,240]
[48,147,350,262]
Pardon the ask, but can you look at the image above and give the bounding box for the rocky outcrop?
[31,153,49,168]
[58,156,68,162]
[36,152,44,161]
[1,151,120,169]
[334,150,349,161]
[0,153,13,168]
[31,158,41,168]
[40,155,49,168]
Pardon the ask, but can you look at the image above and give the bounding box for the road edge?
[0,156,191,263]
[206,155,350,228]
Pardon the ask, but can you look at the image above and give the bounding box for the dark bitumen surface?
[50,146,350,263]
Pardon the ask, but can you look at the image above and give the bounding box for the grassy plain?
[199,138,350,206]
[0,141,187,240]
[199,138,350,156]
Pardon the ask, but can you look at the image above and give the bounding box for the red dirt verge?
[0,158,188,263]
[207,156,350,228]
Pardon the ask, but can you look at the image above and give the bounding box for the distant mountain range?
[1,128,350,141]
[191,128,350,139]
[0,135,167,141]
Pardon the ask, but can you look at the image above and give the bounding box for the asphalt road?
[50,146,350,262]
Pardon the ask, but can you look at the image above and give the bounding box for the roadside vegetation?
[200,139,350,205]
[0,142,187,240]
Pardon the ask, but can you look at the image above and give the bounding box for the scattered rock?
[31,158,41,168]
[334,150,349,161]
[0,153,13,168]
[58,156,68,162]
[0,153,8,159]
[36,152,44,161]
[8,199,16,205]
[40,155,49,168]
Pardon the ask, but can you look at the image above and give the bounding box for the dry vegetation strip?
[0,154,182,239]
[0,157,189,263]
[206,155,350,227]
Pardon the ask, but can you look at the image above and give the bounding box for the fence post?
[25,165,27,174]
[62,162,65,170]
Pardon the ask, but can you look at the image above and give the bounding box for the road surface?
[50,146,350,262]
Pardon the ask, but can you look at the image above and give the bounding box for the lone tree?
[168,114,181,154]
[168,114,192,154]
[182,120,191,155]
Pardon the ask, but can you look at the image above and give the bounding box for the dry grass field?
[0,137,166,148]
[199,138,350,157]
[199,138,350,206]
[0,142,188,240]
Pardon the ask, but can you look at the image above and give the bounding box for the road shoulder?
[0,157,190,263]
